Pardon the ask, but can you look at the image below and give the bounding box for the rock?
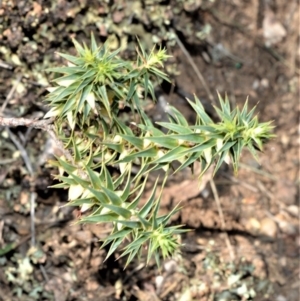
[260,217,277,238]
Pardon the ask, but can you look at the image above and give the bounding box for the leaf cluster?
[45,35,274,267]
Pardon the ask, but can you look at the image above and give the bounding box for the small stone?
[247,217,261,231]
[260,217,277,238]
[276,295,287,301]
[286,205,299,217]
[260,78,269,88]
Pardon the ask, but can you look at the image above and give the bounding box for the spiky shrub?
[44,35,274,267]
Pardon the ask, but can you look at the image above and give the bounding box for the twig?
[0,220,4,245]
[0,60,13,70]
[209,179,235,261]
[221,172,259,192]
[30,192,37,247]
[6,127,34,176]
[172,29,216,105]
[0,75,22,114]
[39,264,50,282]
[0,116,54,129]
[256,180,274,201]
[239,162,277,180]
[2,78,39,251]
[6,128,38,249]
[0,116,75,165]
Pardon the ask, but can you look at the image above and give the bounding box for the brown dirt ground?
[0,1,299,301]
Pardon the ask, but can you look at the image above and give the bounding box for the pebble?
[260,217,277,238]
[286,205,299,217]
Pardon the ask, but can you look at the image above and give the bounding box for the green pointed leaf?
[102,204,131,219]
[103,166,114,191]
[217,141,236,153]
[139,178,159,218]
[113,219,140,228]
[73,78,93,96]
[90,32,98,52]
[72,38,85,55]
[127,177,148,210]
[97,85,112,119]
[167,106,189,126]
[80,213,118,223]
[246,142,259,162]
[46,66,84,74]
[56,157,77,174]
[64,198,95,207]
[191,125,217,133]
[68,173,90,189]
[72,138,82,162]
[120,134,144,149]
[54,52,84,65]
[102,142,123,153]
[106,47,121,61]
[53,72,83,84]
[143,136,178,149]
[102,228,132,245]
[49,182,70,189]
[120,173,132,202]
[187,97,213,125]
[121,234,149,256]
[86,166,102,189]
[152,145,187,164]
[87,187,109,204]
[52,85,75,104]
[80,68,97,80]
[180,139,216,156]
[168,133,204,144]
[214,149,230,176]
[53,175,77,186]
[101,186,122,206]
[230,139,244,174]
[105,237,125,260]
[116,147,157,163]
[124,248,141,268]
[137,215,151,229]
[173,152,200,173]
[156,122,192,134]
[149,66,169,82]
[77,84,93,113]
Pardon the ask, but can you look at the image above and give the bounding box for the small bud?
[156,150,169,172]
[143,132,152,148]
[113,135,122,143]
[119,149,130,174]
[69,184,84,201]
[203,148,212,163]
[156,150,165,159]
[46,86,59,93]
[177,139,185,146]
[56,78,76,87]
[67,111,76,130]
[81,189,94,199]
[104,150,114,162]
[81,203,93,212]
[224,153,231,165]
[253,126,264,136]
[86,92,96,110]
[216,139,223,152]
[44,107,61,119]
